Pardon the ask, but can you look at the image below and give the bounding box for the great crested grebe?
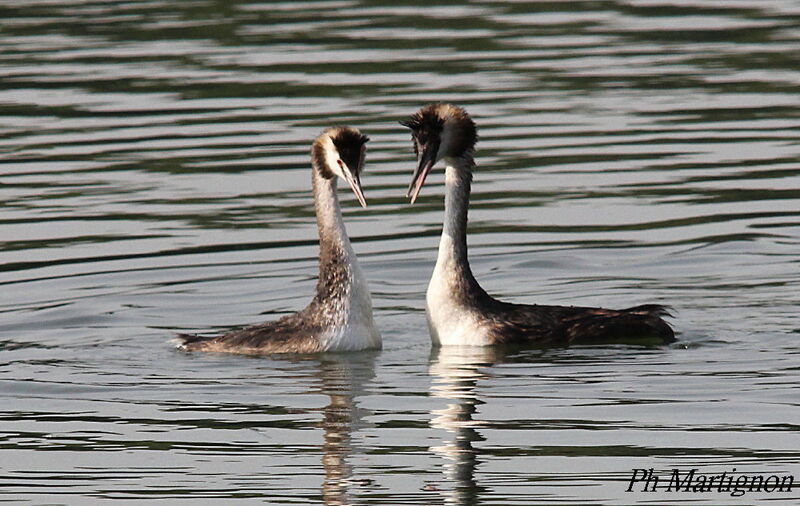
[177,127,381,354]
[401,104,675,346]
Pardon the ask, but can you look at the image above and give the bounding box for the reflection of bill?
[428,347,509,504]
[315,352,378,506]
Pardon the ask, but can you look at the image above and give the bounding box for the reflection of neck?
[429,346,489,504]
[319,357,374,506]
[322,392,353,505]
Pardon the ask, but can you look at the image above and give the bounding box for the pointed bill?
[340,161,367,208]
[407,140,439,204]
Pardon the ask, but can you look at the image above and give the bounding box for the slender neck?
[313,171,349,249]
[435,154,477,285]
[311,169,356,306]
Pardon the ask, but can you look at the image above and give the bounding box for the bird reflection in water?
[428,347,511,504]
[315,352,378,505]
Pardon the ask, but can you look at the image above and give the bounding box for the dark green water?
[1,0,799,504]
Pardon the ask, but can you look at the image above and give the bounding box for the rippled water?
[2,0,799,503]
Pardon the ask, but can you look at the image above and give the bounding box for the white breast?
[426,266,492,347]
[319,262,381,352]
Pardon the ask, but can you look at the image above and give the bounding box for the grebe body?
[177,127,381,354]
[402,104,674,346]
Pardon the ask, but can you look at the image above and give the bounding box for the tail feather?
[623,304,674,318]
[567,304,676,344]
[173,333,213,351]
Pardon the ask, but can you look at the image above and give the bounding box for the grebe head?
[312,126,370,208]
[401,103,477,203]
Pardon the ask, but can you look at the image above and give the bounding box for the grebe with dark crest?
[401,104,675,346]
[176,127,381,354]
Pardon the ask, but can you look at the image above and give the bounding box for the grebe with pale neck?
[401,104,675,346]
[176,127,381,354]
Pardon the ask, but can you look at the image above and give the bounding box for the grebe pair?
[177,106,674,354]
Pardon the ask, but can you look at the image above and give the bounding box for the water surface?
[1,0,799,503]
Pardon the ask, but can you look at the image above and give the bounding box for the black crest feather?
[401,103,477,160]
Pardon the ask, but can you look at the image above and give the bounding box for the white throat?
[437,160,468,266]
[312,173,381,352]
[425,158,490,346]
